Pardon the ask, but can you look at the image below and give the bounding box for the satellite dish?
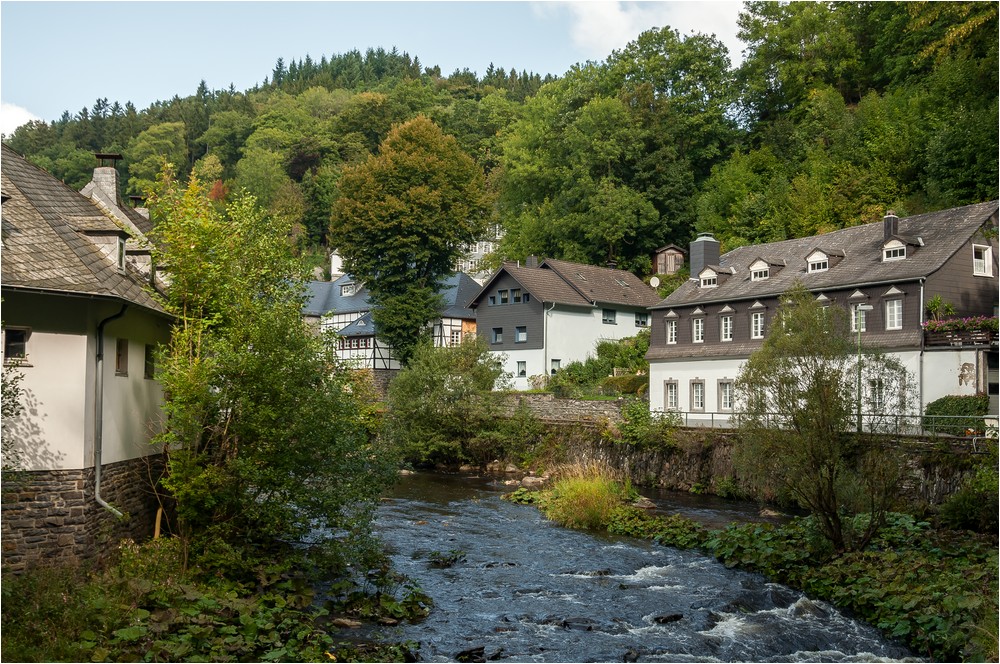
[649,276,661,288]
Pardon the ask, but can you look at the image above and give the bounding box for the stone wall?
[502,394,983,505]
[2,455,165,574]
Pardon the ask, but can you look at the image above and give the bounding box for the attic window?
[341,283,356,297]
[615,278,631,288]
[808,258,829,273]
[700,275,718,288]
[577,273,588,281]
[751,268,769,281]
[117,237,126,272]
[883,240,906,262]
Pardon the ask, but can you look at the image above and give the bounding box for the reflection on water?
[369,473,917,663]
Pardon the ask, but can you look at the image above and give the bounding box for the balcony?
[923,316,998,347]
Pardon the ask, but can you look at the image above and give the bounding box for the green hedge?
[922,394,991,436]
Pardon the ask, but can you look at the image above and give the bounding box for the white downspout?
[543,302,555,379]
[95,304,128,519]
[918,278,925,412]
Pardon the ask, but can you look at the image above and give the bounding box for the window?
[974,244,993,276]
[720,315,733,342]
[515,326,527,343]
[808,258,829,273]
[883,245,906,261]
[751,268,769,281]
[491,327,503,344]
[885,299,903,330]
[550,359,561,375]
[117,237,126,272]
[635,312,649,328]
[868,378,886,414]
[450,330,462,346]
[3,328,28,362]
[115,338,129,376]
[144,344,156,379]
[602,309,617,325]
[851,304,869,332]
[523,293,531,303]
[719,380,734,411]
[341,283,355,296]
[488,295,496,306]
[499,289,509,304]
[664,381,678,410]
[700,275,717,288]
[666,320,677,344]
[692,317,704,343]
[751,312,765,339]
[517,361,527,378]
[691,381,705,411]
[512,288,522,303]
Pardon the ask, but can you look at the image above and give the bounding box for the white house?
[468,257,662,390]
[1,144,171,571]
[646,203,1000,427]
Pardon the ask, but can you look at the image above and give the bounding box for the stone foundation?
[2,455,165,574]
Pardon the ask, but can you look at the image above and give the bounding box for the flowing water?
[369,473,917,663]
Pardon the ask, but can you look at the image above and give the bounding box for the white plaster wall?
[9,331,89,470]
[501,348,546,391]
[546,307,647,365]
[902,348,983,407]
[648,357,744,427]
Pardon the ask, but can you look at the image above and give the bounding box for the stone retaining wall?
[502,394,982,505]
[2,455,165,574]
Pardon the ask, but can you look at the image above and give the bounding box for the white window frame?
[751,312,765,339]
[516,361,527,377]
[808,259,829,273]
[450,330,462,346]
[666,319,677,344]
[700,275,718,288]
[692,317,705,343]
[751,268,769,281]
[550,358,561,375]
[718,380,734,411]
[117,236,126,272]
[973,244,993,276]
[515,326,527,343]
[883,242,906,261]
[720,315,733,342]
[665,380,679,410]
[491,327,503,344]
[341,283,356,297]
[885,299,903,331]
[851,304,868,332]
[3,327,30,364]
[691,381,705,411]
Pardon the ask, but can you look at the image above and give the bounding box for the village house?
[469,257,662,390]
[303,271,480,373]
[646,201,1000,426]
[1,145,170,572]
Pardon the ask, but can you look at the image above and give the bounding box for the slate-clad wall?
[2,455,164,574]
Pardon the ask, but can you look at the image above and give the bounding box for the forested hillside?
[5,2,997,274]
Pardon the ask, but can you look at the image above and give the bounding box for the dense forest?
[5,1,997,275]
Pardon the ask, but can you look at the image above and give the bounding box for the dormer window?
[883,240,906,262]
[751,268,769,281]
[701,275,717,288]
[808,257,828,273]
[341,282,356,297]
[117,237,126,272]
[805,248,843,273]
[749,258,781,281]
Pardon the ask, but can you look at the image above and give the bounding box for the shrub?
[541,464,631,530]
[922,394,991,436]
[605,398,681,450]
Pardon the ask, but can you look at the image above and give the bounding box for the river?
[369,472,917,663]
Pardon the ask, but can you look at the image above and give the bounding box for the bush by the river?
[509,474,999,663]
[1,538,426,663]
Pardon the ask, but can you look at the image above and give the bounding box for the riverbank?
[505,472,998,663]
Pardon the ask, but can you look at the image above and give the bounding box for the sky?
[0,1,745,136]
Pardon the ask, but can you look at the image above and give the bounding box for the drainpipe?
[543,302,556,381]
[95,304,128,519]
[918,279,925,413]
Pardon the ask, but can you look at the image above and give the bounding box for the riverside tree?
[329,115,492,364]
[733,284,916,553]
[148,174,395,573]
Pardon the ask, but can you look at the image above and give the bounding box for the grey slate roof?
[303,272,479,321]
[654,200,1000,309]
[1,144,166,314]
[470,258,662,309]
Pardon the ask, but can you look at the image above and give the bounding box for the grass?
[538,462,636,530]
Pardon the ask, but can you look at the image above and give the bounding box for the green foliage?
[547,332,650,397]
[125,122,188,195]
[938,444,999,533]
[1,538,422,663]
[607,506,709,549]
[467,401,548,468]
[329,115,492,364]
[385,336,511,466]
[542,473,630,530]
[734,284,917,553]
[922,394,991,436]
[1,356,25,473]
[604,398,681,450]
[147,175,395,572]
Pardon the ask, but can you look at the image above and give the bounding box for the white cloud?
[559,1,744,64]
[1,102,41,137]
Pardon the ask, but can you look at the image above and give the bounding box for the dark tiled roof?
[303,272,478,320]
[655,201,999,309]
[1,144,166,314]
[337,311,376,337]
[471,258,661,309]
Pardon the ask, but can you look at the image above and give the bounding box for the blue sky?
[0,1,744,136]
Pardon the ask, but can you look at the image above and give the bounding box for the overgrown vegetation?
[1,538,427,663]
[547,331,650,398]
[602,397,682,450]
[922,393,992,436]
[508,468,998,662]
